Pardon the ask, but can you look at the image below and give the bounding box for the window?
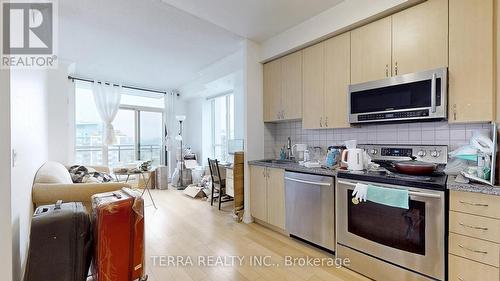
[75,81,165,167]
[210,94,234,162]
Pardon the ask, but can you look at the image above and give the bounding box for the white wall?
[242,39,264,223]
[260,0,420,61]
[47,62,76,165]
[0,69,13,281]
[10,69,50,281]
[179,49,245,164]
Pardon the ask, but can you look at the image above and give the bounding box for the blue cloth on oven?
[367,184,409,209]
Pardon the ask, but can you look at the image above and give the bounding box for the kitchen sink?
[260,159,298,164]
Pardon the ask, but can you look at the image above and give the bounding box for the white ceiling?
[160,0,345,42]
[58,0,243,90]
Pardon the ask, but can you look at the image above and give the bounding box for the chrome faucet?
[286,137,293,160]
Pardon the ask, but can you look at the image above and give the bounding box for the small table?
[114,170,157,209]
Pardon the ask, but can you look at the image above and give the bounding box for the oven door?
[336,179,445,280]
[348,67,447,124]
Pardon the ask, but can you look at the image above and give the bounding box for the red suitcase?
[91,188,147,281]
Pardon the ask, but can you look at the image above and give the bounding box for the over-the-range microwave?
[348,67,447,124]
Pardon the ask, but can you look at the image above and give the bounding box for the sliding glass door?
[139,111,163,165]
[108,108,163,167]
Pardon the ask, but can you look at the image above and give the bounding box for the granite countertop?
[447,176,500,196]
[248,160,336,177]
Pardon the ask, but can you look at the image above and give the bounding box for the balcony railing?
[76,144,161,166]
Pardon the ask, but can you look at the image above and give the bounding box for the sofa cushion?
[68,165,113,183]
[34,162,73,184]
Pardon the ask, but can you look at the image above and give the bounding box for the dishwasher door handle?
[285,177,332,186]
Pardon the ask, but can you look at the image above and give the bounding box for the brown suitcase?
[91,188,147,281]
[24,201,92,281]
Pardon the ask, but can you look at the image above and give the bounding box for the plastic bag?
[449,145,478,161]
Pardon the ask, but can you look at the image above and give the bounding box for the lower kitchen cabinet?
[449,190,500,280]
[249,165,285,230]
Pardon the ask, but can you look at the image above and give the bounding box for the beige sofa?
[32,162,130,212]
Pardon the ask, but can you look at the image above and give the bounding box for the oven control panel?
[359,144,448,164]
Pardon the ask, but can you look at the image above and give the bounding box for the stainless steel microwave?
[348,67,447,124]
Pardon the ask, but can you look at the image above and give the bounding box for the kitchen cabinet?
[263,52,302,122]
[250,165,267,222]
[302,33,351,129]
[449,0,494,123]
[263,60,282,122]
[249,165,285,230]
[351,0,447,83]
[324,32,351,129]
[266,168,285,229]
[351,17,392,84]
[281,52,302,120]
[448,190,500,281]
[392,0,448,76]
[302,42,325,129]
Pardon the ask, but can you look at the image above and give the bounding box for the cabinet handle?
[282,110,285,120]
[458,244,488,254]
[459,222,488,231]
[320,117,323,128]
[457,277,465,281]
[459,200,489,207]
[385,64,389,77]
[394,62,398,76]
[263,169,266,178]
[325,116,328,127]
[267,169,270,178]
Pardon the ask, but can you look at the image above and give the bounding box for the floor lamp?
[175,115,186,189]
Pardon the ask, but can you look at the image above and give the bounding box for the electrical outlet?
[12,149,17,167]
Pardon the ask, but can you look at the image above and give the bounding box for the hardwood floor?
[143,189,369,281]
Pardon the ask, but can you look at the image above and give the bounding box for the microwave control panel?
[357,109,429,122]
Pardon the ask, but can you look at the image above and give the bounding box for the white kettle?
[341,148,365,171]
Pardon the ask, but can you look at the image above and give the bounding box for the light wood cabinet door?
[263,60,282,122]
[266,168,285,230]
[351,17,392,84]
[250,166,267,222]
[392,0,448,76]
[449,0,494,123]
[449,254,499,281]
[324,32,351,128]
[302,42,325,129]
[281,51,302,120]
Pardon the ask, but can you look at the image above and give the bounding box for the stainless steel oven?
[348,67,447,124]
[336,179,445,281]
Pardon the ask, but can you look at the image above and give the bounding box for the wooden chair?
[207,158,233,210]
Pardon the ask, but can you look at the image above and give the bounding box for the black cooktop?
[337,161,448,190]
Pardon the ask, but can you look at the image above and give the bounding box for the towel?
[366,185,409,209]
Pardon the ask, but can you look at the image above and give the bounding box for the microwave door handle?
[431,73,437,113]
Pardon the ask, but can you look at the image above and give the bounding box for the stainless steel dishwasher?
[284,171,335,252]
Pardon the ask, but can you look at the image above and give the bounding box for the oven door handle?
[337,180,442,199]
[431,73,437,113]
[285,177,332,186]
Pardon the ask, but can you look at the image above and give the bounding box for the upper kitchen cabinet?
[302,42,326,129]
[324,32,351,129]
[263,60,282,122]
[392,0,448,76]
[263,52,303,122]
[281,52,303,120]
[449,0,494,123]
[351,17,392,84]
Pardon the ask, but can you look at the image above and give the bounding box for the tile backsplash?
[264,120,492,159]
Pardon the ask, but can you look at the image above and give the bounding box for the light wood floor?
[142,189,369,281]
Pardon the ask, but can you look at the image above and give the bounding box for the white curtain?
[92,82,122,145]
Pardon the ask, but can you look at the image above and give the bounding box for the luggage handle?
[113,192,122,199]
[54,200,63,210]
